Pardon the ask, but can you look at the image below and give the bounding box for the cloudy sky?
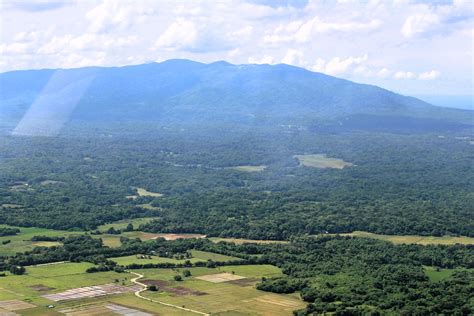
[1,0,473,96]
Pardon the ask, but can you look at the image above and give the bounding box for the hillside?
[0,59,471,136]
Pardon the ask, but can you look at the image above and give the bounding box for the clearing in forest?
[294,154,353,169]
[227,165,267,172]
[340,231,474,245]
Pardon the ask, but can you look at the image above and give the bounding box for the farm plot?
[196,273,246,283]
[42,284,140,302]
[340,231,474,245]
[139,265,304,315]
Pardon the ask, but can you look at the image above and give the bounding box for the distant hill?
[0,59,472,135]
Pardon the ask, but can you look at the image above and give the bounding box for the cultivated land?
[136,265,302,315]
[340,231,474,245]
[97,218,160,232]
[294,154,353,169]
[0,258,302,315]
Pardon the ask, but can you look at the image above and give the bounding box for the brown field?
[340,231,474,245]
[253,294,303,308]
[0,299,36,311]
[210,237,288,245]
[153,233,206,240]
[196,273,246,283]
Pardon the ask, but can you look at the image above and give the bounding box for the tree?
[148,285,158,291]
[10,265,25,275]
[125,223,134,232]
[174,275,183,281]
[183,270,191,277]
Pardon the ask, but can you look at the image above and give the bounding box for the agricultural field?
[294,154,353,169]
[137,264,302,315]
[340,231,474,245]
[0,262,198,315]
[424,266,457,282]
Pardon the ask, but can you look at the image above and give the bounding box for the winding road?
[127,271,210,316]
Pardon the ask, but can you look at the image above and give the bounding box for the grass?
[424,266,456,282]
[210,237,288,245]
[110,250,241,266]
[138,265,303,315]
[227,165,267,172]
[96,217,159,231]
[294,154,353,169]
[339,231,474,245]
[0,225,79,256]
[136,187,163,197]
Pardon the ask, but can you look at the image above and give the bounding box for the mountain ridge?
[0,59,472,135]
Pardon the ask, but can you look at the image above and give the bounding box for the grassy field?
[96,217,159,231]
[228,165,267,172]
[139,264,303,315]
[424,266,456,282]
[0,261,197,315]
[210,237,288,245]
[110,250,242,266]
[294,154,353,169]
[0,225,80,256]
[340,231,474,245]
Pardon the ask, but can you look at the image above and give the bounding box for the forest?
[1,125,472,238]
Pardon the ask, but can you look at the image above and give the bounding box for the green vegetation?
[228,165,267,172]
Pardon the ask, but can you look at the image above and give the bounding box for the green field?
[0,262,197,315]
[96,217,159,231]
[0,225,79,256]
[340,231,474,245]
[294,154,353,169]
[110,250,241,266]
[424,266,456,282]
[138,264,303,315]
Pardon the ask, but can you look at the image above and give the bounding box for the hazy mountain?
[1,59,472,135]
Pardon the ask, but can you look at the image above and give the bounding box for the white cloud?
[281,49,305,66]
[418,70,440,80]
[265,17,381,44]
[154,18,199,51]
[401,13,440,38]
[86,0,154,33]
[312,54,368,76]
[394,71,416,79]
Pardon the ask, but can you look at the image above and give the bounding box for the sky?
[0,0,473,96]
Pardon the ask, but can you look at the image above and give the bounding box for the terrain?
[0,60,473,315]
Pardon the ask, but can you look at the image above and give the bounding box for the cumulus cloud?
[86,0,154,33]
[312,55,368,76]
[248,55,275,64]
[401,13,440,38]
[265,17,381,43]
[418,70,440,80]
[394,71,416,79]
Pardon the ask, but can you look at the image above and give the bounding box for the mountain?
[0,59,472,135]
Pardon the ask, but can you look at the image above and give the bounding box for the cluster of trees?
[254,236,473,315]
[30,235,64,242]
[1,128,472,238]
[0,227,20,237]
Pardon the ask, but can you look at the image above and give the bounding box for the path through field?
[127,271,210,316]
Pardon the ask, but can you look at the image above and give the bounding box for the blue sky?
[0,0,473,96]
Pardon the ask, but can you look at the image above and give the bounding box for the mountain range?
[0,59,472,135]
